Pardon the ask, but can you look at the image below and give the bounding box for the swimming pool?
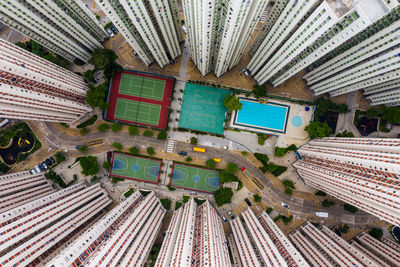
[233,98,289,133]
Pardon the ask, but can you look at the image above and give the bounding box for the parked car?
[228,211,235,219]
[244,198,252,206]
[106,28,114,37]
[110,25,118,34]
[31,165,42,174]
[177,151,188,156]
[45,159,52,166]
[243,69,250,76]
[281,202,289,209]
[49,156,55,164]
[222,216,228,222]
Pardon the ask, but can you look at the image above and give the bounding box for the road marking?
[166,140,175,153]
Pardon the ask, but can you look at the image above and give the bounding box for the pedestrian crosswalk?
[166,140,175,153]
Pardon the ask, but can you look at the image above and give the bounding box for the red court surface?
[105,70,174,130]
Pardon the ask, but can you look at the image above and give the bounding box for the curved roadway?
[41,122,379,227]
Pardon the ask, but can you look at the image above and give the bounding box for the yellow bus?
[193,147,206,153]
[213,158,221,163]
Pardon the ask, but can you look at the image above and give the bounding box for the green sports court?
[110,152,162,184]
[170,164,220,193]
[119,73,165,100]
[114,99,161,125]
[179,83,230,134]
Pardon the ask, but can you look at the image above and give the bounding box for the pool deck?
[230,95,314,147]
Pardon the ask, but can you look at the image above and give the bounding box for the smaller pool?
[291,116,303,127]
[233,98,290,133]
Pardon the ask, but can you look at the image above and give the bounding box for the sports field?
[170,164,220,193]
[105,70,174,129]
[110,152,162,184]
[179,83,230,134]
[119,73,165,100]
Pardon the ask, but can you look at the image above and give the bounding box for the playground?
[105,70,174,129]
[179,83,230,135]
[110,152,162,184]
[170,163,221,193]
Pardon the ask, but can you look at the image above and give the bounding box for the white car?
[106,28,114,37]
[243,69,250,76]
[281,202,289,209]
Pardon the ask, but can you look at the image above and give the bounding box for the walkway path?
[36,121,380,227]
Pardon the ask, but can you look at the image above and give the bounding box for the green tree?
[167,186,176,191]
[160,198,171,210]
[183,195,190,203]
[254,153,269,166]
[157,131,167,140]
[111,122,122,132]
[226,162,238,174]
[282,179,295,189]
[338,224,350,233]
[143,130,153,137]
[147,147,155,156]
[214,188,233,206]
[252,84,267,99]
[206,159,216,169]
[80,156,99,176]
[266,207,273,214]
[305,121,332,139]
[90,175,100,183]
[83,69,96,83]
[223,95,242,111]
[129,146,139,154]
[257,134,268,145]
[129,126,139,135]
[103,160,111,170]
[190,137,198,145]
[368,228,383,240]
[98,123,110,132]
[268,163,287,177]
[284,188,293,195]
[321,199,335,207]
[253,194,261,202]
[86,84,109,110]
[365,108,380,119]
[80,127,88,136]
[77,145,87,153]
[185,156,193,162]
[54,152,66,164]
[219,170,238,183]
[344,203,358,214]
[90,48,117,69]
[381,106,400,124]
[112,142,122,150]
[175,201,182,210]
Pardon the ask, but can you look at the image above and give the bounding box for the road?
[38,121,379,227]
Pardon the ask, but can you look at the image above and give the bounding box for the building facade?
[230,209,308,266]
[95,0,181,68]
[48,191,165,266]
[248,0,395,88]
[294,137,400,226]
[155,199,230,267]
[183,0,269,77]
[0,0,105,61]
[0,182,111,267]
[0,39,91,123]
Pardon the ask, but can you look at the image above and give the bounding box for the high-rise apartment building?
[0,0,105,61]
[0,170,55,214]
[294,137,400,226]
[248,0,395,88]
[183,0,269,77]
[155,199,230,267]
[95,0,181,68]
[230,209,308,266]
[0,39,92,123]
[0,182,111,267]
[290,222,400,266]
[48,191,165,266]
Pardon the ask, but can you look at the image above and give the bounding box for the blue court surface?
[179,83,230,135]
[232,98,290,133]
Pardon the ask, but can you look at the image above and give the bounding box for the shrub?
[111,123,122,132]
[147,147,155,156]
[259,166,268,173]
[214,188,233,206]
[368,228,383,240]
[185,156,192,162]
[167,186,176,191]
[103,160,111,170]
[77,115,98,128]
[241,151,248,156]
[267,163,287,177]
[257,134,269,145]
[175,201,182,210]
[157,131,167,140]
[129,146,139,154]
[190,137,198,145]
[124,189,134,198]
[129,126,138,135]
[55,152,66,164]
[219,170,238,183]
[275,144,297,157]
[338,224,350,233]
[143,130,153,137]
[183,195,190,203]
[80,127,88,135]
[344,203,358,214]
[282,215,293,225]
[223,95,242,111]
[98,123,110,132]
[315,190,327,196]
[226,162,238,174]
[80,156,99,176]
[112,142,122,150]
[321,199,335,207]
[237,180,243,191]
[139,190,151,197]
[284,188,293,195]
[194,198,206,205]
[90,175,100,183]
[254,153,269,166]
[266,207,273,214]
[206,159,216,169]
[305,121,332,139]
[253,194,261,202]
[160,198,171,210]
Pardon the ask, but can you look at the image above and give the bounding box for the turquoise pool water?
[235,99,289,133]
